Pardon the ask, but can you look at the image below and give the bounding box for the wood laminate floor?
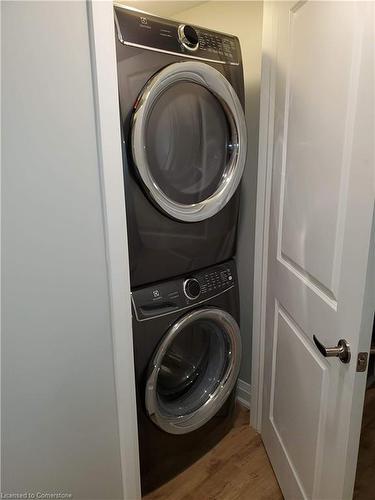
[144,404,283,500]
[353,385,375,500]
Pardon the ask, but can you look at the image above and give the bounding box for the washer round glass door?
[131,61,247,222]
[145,307,241,434]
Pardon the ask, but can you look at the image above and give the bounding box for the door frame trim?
[87,2,141,499]
[251,1,277,432]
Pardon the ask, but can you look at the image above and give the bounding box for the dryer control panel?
[114,6,240,65]
[132,260,237,321]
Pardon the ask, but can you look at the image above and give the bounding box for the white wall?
[2,2,125,497]
[172,1,264,384]
[118,0,207,17]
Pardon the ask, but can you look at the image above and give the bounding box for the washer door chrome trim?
[145,307,241,434]
[131,61,247,222]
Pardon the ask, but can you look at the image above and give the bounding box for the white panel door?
[262,2,374,499]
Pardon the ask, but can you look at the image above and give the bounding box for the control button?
[183,278,201,300]
[178,25,199,51]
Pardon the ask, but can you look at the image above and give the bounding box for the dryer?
[131,259,241,494]
[114,6,247,287]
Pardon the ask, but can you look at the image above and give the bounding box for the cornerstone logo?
[0,494,72,499]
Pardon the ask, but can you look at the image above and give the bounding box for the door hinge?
[356,352,369,372]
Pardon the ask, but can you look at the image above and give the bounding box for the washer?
[131,259,241,494]
[114,5,247,287]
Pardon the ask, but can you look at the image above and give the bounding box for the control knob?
[183,278,201,300]
[178,24,199,51]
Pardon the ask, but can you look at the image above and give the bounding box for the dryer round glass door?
[145,307,241,434]
[131,61,247,222]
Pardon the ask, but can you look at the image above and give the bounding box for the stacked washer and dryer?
[114,4,247,494]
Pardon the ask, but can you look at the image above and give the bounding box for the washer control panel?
[115,6,240,65]
[132,261,236,321]
[200,267,233,294]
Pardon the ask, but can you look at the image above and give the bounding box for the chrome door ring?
[145,307,241,434]
[131,61,247,222]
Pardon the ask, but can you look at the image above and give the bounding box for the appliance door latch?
[356,352,369,372]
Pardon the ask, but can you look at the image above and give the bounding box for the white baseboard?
[236,379,251,409]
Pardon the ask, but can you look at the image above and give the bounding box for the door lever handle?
[313,335,351,364]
